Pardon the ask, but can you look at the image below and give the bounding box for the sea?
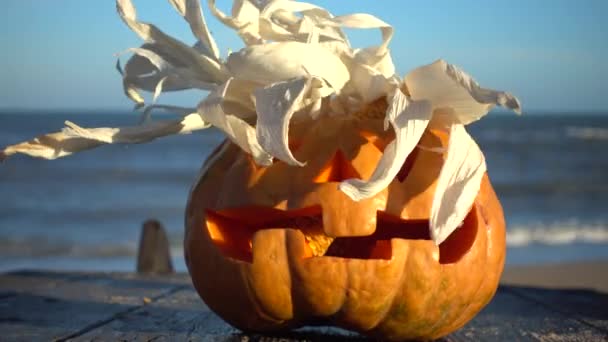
[1,111,608,272]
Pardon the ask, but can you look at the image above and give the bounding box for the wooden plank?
[450,286,608,342]
[0,270,191,298]
[506,286,608,333]
[75,287,367,341]
[72,287,212,341]
[75,284,608,341]
[2,271,607,341]
[0,292,17,300]
[0,271,188,341]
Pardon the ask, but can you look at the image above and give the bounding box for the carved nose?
[313,149,360,183]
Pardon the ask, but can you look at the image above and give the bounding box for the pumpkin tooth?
[206,202,475,263]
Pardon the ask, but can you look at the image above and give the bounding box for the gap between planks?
[56,284,189,341]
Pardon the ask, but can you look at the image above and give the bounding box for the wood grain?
[0,271,606,341]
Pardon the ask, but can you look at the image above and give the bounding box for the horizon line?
[1,107,607,115]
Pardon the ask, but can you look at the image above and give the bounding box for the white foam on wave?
[0,237,138,257]
[3,223,608,257]
[566,126,608,141]
[507,221,608,247]
[0,235,185,259]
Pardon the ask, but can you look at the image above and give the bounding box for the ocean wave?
[0,236,187,259]
[0,167,198,184]
[471,125,608,144]
[566,126,608,141]
[0,237,137,258]
[3,222,608,258]
[507,222,608,247]
[474,129,561,144]
[494,182,608,195]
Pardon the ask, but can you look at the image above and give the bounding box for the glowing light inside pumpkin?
[204,206,478,264]
[313,150,361,184]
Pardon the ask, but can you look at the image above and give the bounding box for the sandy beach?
[501,260,608,293]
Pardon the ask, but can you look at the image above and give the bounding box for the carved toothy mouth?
[205,205,477,264]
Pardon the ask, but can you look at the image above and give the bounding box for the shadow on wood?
[1,271,608,341]
[136,220,174,275]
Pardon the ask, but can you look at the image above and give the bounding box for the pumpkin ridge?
[427,205,488,338]
[411,243,445,339]
[439,177,504,334]
[286,232,349,321]
[367,239,411,335]
[247,229,295,323]
[455,208,491,328]
[238,257,287,326]
[375,240,442,340]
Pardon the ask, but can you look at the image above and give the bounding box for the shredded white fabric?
[430,124,488,245]
[339,89,432,201]
[226,42,350,90]
[1,0,523,244]
[405,59,521,125]
[197,79,273,166]
[168,0,220,60]
[0,113,208,162]
[417,144,446,154]
[254,77,324,166]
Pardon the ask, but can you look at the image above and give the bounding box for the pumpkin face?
[185,101,506,341]
[0,2,517,339]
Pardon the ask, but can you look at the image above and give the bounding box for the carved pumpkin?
[185,100,506,341]
[0,1,520,340]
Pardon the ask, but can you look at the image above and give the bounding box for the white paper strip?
[430,124,487,245]
[168,0,220,60]
[117,0,227,85]
[254,77,312,166]
[197,79,273,166]
[339,89,432,201]
[0,114,209,162]
[405,59,522,125]
[226,41,350,91]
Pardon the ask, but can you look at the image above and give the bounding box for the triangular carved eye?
[359,130,391,152]
[359,129,419,183]
[313,149,361,183]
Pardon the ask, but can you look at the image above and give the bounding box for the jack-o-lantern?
[0,1,521,340]
[185,99,506,340]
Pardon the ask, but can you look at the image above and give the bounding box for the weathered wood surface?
[0,271,606,341]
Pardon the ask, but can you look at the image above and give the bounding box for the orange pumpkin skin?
[185,104,506,341]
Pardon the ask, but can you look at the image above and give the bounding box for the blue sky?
[1,0,607,112]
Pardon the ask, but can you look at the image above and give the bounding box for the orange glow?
[205,206,476,264]
[359,130,391,152]
[313,150,361,183]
